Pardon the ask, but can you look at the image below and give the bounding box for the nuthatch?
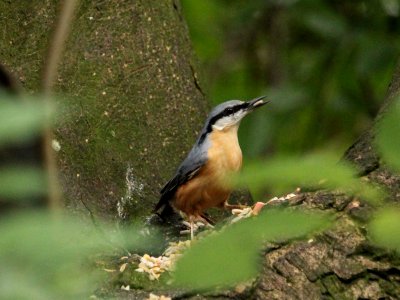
[154,96,268,238]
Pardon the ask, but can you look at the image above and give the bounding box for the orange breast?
[173,125,242,217]
[207,125,243,181]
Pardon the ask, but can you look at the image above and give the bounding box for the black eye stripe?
[223,103,248,116]
[198,102,250,143]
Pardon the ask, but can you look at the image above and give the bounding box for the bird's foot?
[180,215,214,239]
[230,202,266,223]
[180,220,204,239]
[251,201,266,215]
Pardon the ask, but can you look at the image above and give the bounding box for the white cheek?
[212,111,248,130]
[213,115,242,130]
[213,118,232,130]
[234,111,247,121]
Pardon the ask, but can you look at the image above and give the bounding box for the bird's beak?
[247,95,269,110]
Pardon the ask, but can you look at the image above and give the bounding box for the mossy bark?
[0,0,208,221]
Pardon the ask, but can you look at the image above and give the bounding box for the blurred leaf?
[293,1,347,39]
[376,99,400,171]
[298,8,347,39]
[381,0,400,16]
[369,207,400,252]
[0,98,50,147]
[265,85,307,112]
[0,212,102,299]
[235,153,382,203]
[355,33,397,76]
[173,209,329,290]
[0,211,145,299]
[0,166,46,200]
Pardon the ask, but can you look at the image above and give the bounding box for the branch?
[41,0,79,210]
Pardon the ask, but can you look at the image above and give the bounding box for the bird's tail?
[154,201,175,222]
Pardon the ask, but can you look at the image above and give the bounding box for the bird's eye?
[226,107,234,114]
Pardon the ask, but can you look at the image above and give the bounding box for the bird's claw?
[180,217,213,238]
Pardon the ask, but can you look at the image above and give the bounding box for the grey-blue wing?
[154,148,207,213]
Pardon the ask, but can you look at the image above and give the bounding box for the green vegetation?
[1,94,400,296]
[0,97,49,201]
[0,97,50,147]
[376,100,400,172]
[172,97,400,291]
[174,209,329,290]
[237,152,381,202]
[181,0,400,156]
[0,212,103,299]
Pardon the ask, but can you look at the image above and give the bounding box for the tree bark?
[0,0,209,221]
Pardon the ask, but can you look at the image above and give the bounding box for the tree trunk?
[0,0,208,221]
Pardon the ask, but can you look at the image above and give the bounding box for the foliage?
[173,209,329,290]
[0,96,96,298]
[0,211,103,299]
[3,97,400,296]
[174,4,400,287]
[0,166,46,200]
[376,100,400,172]
[0,96,50,201]
[369,97,400,253]
[0,96,50,147]
[369,207,400,252]
[171,96,400,290]
[0,209,155,299]
[0,96,142,298]
[237,152,381,202]
[182,0,400,157]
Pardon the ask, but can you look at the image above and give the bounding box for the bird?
[154,96,268,238]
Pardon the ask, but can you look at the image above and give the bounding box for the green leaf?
[0,211,146,299]
[300,9,347,39]
[173,209,329,290]
[369,207,400,252]
[0,212,102,299]
[234,153,382,203]
[376,99,400,172]
[0,166,47,200]
[0,97,51,147]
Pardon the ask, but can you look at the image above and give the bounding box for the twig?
[41,0,79,210]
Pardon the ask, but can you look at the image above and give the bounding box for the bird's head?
[206,95,268,131]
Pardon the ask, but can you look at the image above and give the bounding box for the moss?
[319,275,348,300]
[118,268,166,291]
